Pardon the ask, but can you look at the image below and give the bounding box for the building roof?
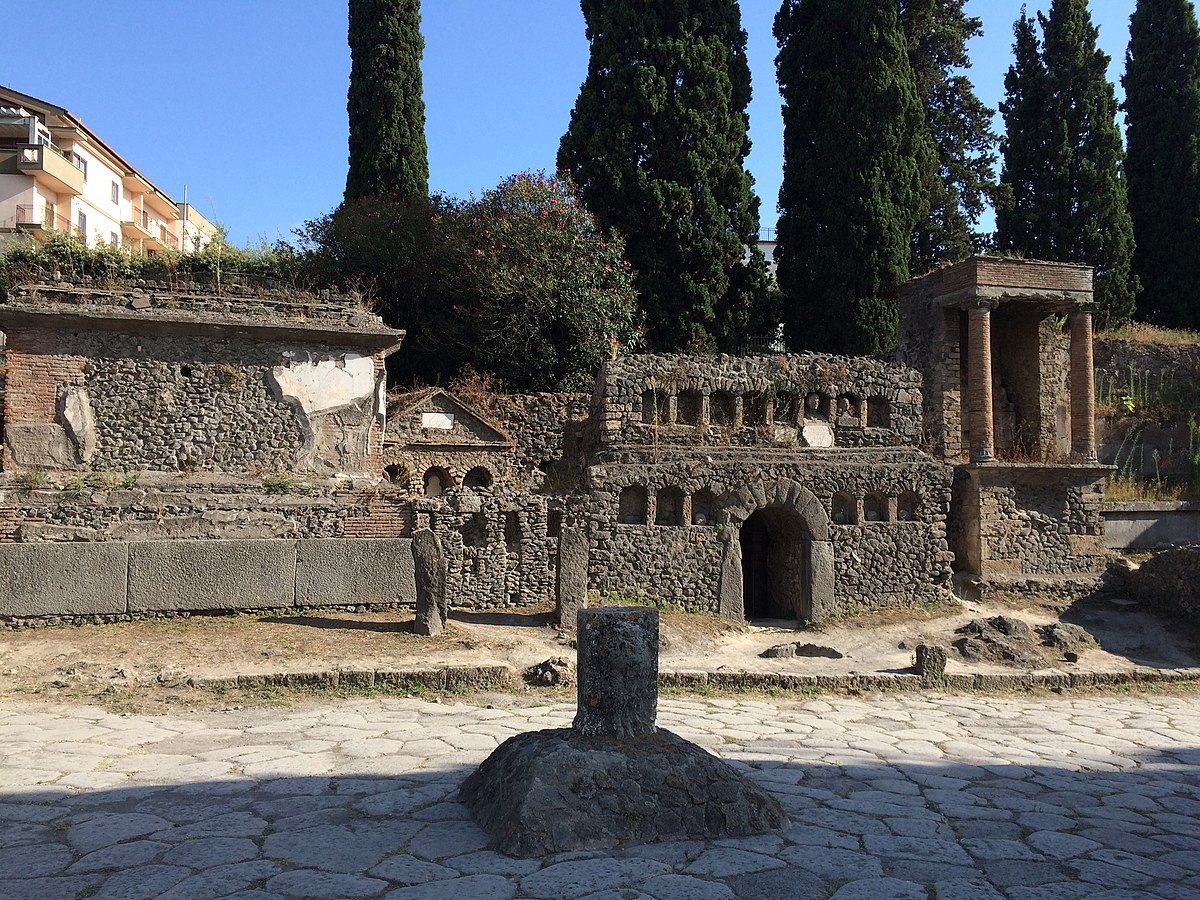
[0,84,182,212]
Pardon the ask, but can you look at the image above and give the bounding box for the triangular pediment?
[387,389,513,449]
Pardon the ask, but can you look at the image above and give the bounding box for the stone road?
[1,692,1199,899]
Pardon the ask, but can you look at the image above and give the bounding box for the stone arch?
[717,477,834,623]
[463,465,494,489]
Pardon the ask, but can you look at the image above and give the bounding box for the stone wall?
[593,354,923,451]
[952,464,1110,578]
[0,280,401,477]
[1131,545,1200,621]
[583,449,954,615]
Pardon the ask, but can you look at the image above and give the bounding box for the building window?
[72,153,87,180]
[111,181,119,205]
[109,232,119,246]
[76,211,87,236]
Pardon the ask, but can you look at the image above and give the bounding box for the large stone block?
[555,527,588,626]
[412,529,447,636]
[128,540,296,611]
[574,607,658,739]
[0,542,128,616]
[295,538,414,607]
[6,423,77,469]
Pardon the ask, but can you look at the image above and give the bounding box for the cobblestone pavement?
[1,693,1199,899]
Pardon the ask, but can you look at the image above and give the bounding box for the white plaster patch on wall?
[269,353,375,415]
[59,386,97,462]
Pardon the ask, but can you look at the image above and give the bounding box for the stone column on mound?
[573,607,658,739]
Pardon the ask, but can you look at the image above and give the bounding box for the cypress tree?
[901,0,998,274]
[558,0,770,354]
[774,0,935,356]
[995,10,1053,260]
[997,1,1138,328]
[1124,0,1200,329]
[345,0,429,202]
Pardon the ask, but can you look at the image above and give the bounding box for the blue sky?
[3,1,1137,246]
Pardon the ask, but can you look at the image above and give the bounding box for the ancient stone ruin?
[459,607,787,856]
[0,256,1116,624]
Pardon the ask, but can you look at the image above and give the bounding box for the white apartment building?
[0,85,217,254]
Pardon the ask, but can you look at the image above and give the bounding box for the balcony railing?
[14,204,77,235]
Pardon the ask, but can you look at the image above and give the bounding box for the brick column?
[967,300,997,462]
[1070,306,1097,461]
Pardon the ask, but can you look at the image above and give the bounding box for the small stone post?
[412,528,447,636]
[573,607,658,739]
[555,527,588,627]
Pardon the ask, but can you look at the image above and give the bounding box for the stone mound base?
[459,727,788,857]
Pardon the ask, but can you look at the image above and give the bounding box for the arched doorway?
[716,477,834,624]
[740,506,811,621]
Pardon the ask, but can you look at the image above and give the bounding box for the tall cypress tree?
[1124,0,1200,329]
[995,10,1053,260]
[774,0,935,356]
[345,0,429,202]
[558,0,770,353]
[997,0,1137,328]
[901,0,998,274]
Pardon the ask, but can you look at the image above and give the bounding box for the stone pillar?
[807,540,835,623]
[412,528,447,636]
[717,529,744,620]
[573,607,658,739]
[555,527,588,627]
[1070,307,1097,461]
[967,300,997,462]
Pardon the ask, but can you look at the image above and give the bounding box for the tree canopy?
[303,173,642,392]
[345,0,429,202]
[996,0,1137,328]
[1124,0,1200,330]
[774,0,935,356]
[558,0,770,354]
[901,0,998,274]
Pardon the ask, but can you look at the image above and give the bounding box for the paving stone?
[721,866,827,900]
[407,819,492,860]
[778,845,884,880]
[642,873,734,900]
[442,850,543,876]
[521,858,672,899]
[827,877,927,899]
[0,875,103,900]
[1006,882,1095,900]
[369,854,458,885]
[784,824,860,849]
[68,813,172,854]
[92,864,191,899]
[862,834,971,864]
[0,842,73,876]
[266,870,388,898]
[963,838,1045,860]
[981,859,1069,888]
[262,821,417,871]
[156,860,281,900]
[68,839,170,873]
[159,837,258,868]
[1067,858,1154,888]
[881,858,985,884]
[1025,831,1101,858]
[684,848,786,878]
[382,873,517,900]
[933,879,1005,900]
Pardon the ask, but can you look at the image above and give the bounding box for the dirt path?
[3,592,1196,714]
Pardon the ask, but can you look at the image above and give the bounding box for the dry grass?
[1106,477,1195,503]
[1099,321,1200,347]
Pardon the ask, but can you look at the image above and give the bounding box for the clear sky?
[2,1,1137,247]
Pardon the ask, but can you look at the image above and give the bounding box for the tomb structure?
[0,257,1114,621]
